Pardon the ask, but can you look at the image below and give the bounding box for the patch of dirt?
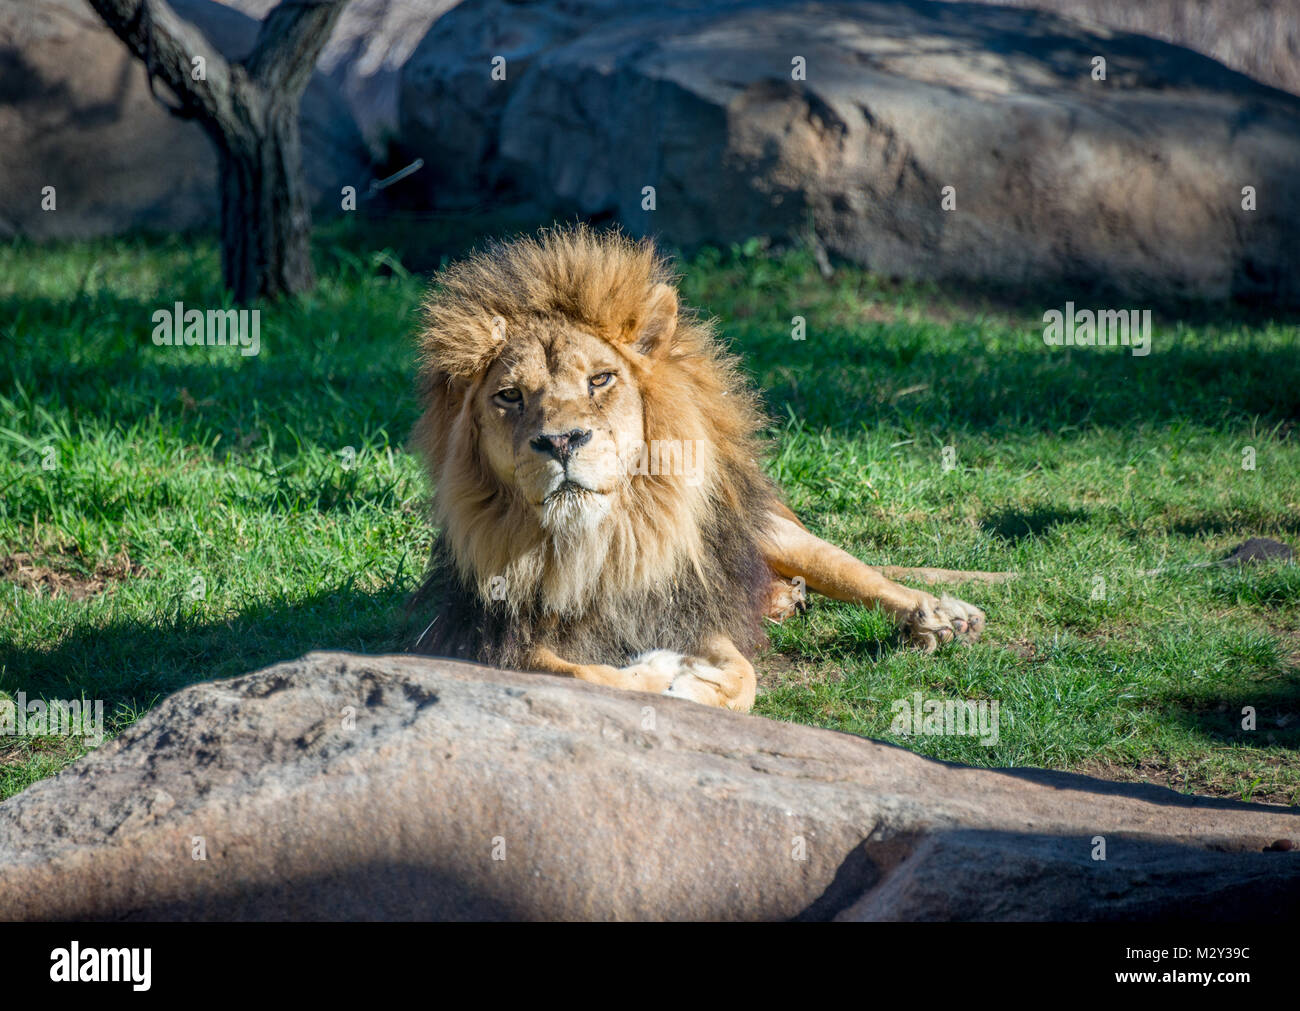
[0,734,86,769]
[1074,757,1298,808]
[1002,638,1037,660]
[1271,626,1300,670]
[0,549,146,601]
[755,652,840,693]
[1073,758,1198,798]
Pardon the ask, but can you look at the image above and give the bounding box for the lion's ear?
[633,283,678,359]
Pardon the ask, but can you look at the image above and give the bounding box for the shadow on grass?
[5,202,1300,458]
[0,292,422,458]
[759,342,1300,437]
[980,506,1090,543]
[0,584,423,719]
[5,288,1299,451]
[1155,682,1300,752]
[1173,514,1300,541]
[992,762,1300,812]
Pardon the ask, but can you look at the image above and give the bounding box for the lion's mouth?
[543,478,601,502]
[536,476,614,534]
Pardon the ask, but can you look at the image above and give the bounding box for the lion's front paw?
[619,650,727,705]
[901,593,985,652]
[662,666,728,705]
[616,649,689,693]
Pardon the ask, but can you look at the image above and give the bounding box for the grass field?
[2,219,1298,804]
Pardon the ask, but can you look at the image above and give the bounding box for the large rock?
[216,0,461,155]
[0,0,369,240]
[989,0,1300,97]
[400,0,709,202]
[399,0,1300,304]
[0,651,1295,921]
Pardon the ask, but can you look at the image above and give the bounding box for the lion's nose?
[530,428,592,464]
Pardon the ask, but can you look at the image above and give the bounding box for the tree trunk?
[87,0,348,303]
[211,98,315,304]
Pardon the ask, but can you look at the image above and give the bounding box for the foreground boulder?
[0,0,368,239]
[400,0,1300,304]
[0,652,1296,921]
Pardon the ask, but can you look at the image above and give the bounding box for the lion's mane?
[409,226,779,668]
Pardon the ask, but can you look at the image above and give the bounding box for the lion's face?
[474,320,646,533]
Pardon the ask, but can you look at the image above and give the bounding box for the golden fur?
[409,225,995,711]
[410,226,777,671]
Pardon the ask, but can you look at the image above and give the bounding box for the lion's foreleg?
[524,646,676,694]
[761,511,988,651]
[525,637,756,712]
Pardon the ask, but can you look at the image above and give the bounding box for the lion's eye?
[495,387,523,405]
[589,372,615,391]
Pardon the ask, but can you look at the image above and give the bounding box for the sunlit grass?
[2,222,1298,803]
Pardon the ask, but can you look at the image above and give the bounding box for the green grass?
[2,221,1298,804]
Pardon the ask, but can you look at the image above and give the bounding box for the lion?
[409,226,1002,712]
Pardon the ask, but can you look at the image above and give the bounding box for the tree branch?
[85,0,235,123]
[245,1,349,99]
